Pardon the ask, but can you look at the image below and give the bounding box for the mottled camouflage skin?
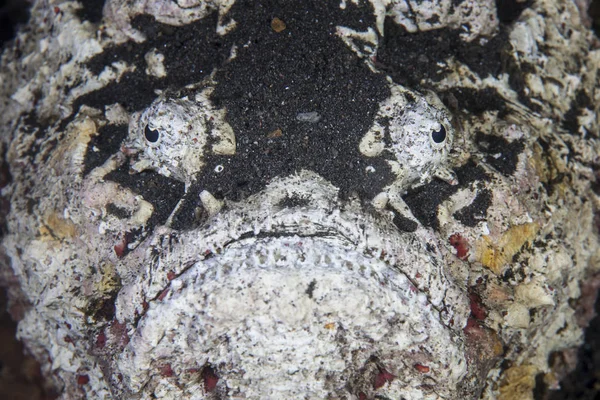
[0,0,599,399]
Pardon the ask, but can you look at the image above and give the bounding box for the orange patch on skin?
[271,18,287,32]
[498,365,538,400]
[39,212,78,240]
[476,223,539,274]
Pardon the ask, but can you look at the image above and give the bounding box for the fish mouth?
[114,171,469,398]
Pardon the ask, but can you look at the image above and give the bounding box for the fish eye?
[431,125,446,144]
[144,125,160,143]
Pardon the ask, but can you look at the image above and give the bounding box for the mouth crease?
[137,225,447,330]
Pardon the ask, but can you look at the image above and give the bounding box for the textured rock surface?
[0,0,599,399]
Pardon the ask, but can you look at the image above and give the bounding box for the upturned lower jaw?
[111,171,470,398]
[116,234,468,398]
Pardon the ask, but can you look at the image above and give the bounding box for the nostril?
[120,145,138,156]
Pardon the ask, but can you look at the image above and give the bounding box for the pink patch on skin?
[373,368,395,389]
[414,364,430,373]
[77,374,89,385]
[449,233,469,260]
[96,331,107,349]
[114,236,128,258]
[358,392,367,400]
[202,366,219,392]
[160,364,174,377]
[167,271,176,281]
[469,292,487,320]
[158,288,169,301]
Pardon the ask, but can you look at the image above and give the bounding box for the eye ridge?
[431,125,446,144]
[145,125,160,143]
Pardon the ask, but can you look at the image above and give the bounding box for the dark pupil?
[431,125,446,143]
[144,125,160,142]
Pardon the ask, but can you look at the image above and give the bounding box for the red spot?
[96,332,107,349]
[167,271,176,281]
[409,285,418,293]
[373,368,395,389]
[414,364,430,373]
[114,235,128,258]
[142,300,149,311]
[449,233,469,260]
[53,6,60,14]
[415,272,422,279]
[159,364,174,377]
[64,336,74,344]
[469,292,487,320]
[186,368,200,373]
[203,250,212,257]
[202,366,219,392]
[65,322,72,329]
[77,374,89,385]
[358,392,368,400]
[158,288,169,301]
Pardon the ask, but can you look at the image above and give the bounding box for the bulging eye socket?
[144,124,160,143]
[431,124,447,145]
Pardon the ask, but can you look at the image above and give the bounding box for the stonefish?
[0,0,599,399]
